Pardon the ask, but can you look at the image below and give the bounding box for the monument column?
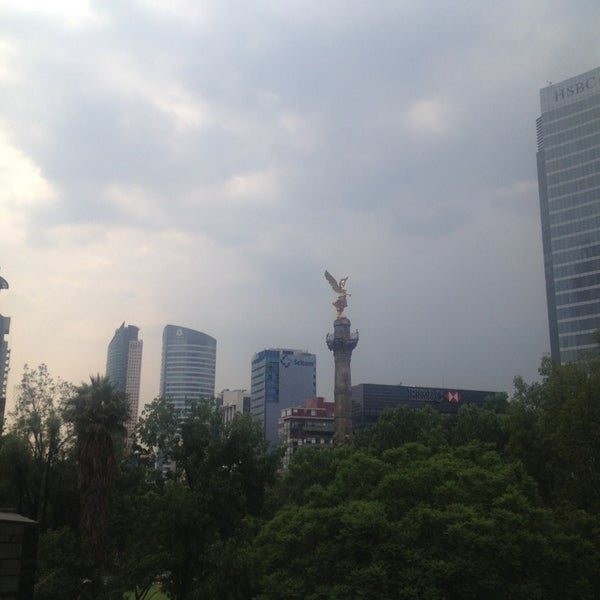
[325,271,359,445]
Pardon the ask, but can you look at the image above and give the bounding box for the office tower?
[0,273,9,425]
[537,66,600,362]
[0,316,10,425]
[160,325,217,412]
[106,323,143,440]
[251,348,316,446]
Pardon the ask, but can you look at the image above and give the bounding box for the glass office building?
[251,348,316,446]
[160,325,216,412]
[106,322,143,440]
[0,315,10,424]
[537,66,600,362]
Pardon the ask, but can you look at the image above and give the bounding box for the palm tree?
[63,374,129,566]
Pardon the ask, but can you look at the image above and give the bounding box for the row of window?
[163,368,215,376]
[546,142,600,172]
[556,299,600,320]
[549,184,600,212]
[554,270,600,292]
[165,350,215,358]
[543,93,600,123]
[557,330,598,349]
[545,118,600,148]
[550,213,600,239]
[548,172,600,198]
[560,346,596,362]
[556,285,600,305]
[554,255,600,279]
[558,315,600,334]
[546,157,600,188]
[544,131,600,163]
[551,240,600,264]
[551,231,600,253]
[543,103,600,137]
[550,198,600,226]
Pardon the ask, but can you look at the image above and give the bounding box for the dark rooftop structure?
[352,383,500,429]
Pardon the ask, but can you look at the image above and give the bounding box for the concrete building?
[352,383,499,429]
[537,66,600,362]
[219,389,250,425]
[279,397,334,468]
[106,322,143,441]
[251,348,316,446]
[160,325,216,412]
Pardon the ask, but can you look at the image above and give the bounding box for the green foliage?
[507,356,600,511]
[255,443,597,599]
[3,364,75,529]
[453,403,509,450]
[34,527,91,600]
[118,399,281,599]
[361,405,451,454]
[23,354,600,599]
[135,396,181,475]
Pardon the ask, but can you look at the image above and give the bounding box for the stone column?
[326,317,359,444]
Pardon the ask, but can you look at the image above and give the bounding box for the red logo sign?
[444,391,461,403]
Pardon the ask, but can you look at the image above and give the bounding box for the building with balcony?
[279,396,334,468]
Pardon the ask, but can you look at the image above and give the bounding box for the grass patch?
[123,584,169,599]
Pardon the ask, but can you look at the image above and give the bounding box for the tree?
[122,400,281,599]
[254,443,598,599]
[135,396,181,478]
[506,355,600,511]
[5,364,74,529]
[359,405,451,455]
[63,374,129,567]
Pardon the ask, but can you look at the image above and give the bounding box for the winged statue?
[324,270,350,317]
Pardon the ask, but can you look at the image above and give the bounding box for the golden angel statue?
[324,270,350,317]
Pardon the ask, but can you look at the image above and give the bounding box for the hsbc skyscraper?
[537,66,600,362]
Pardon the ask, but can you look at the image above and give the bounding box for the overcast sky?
[1,0,599,414]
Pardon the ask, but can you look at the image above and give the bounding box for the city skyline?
[2,2,599,416]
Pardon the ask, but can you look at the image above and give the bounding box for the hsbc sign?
[407,387,462,404]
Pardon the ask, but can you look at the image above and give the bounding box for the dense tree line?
[1,354,600,598]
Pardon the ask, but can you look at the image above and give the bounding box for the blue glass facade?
[251,348,316,446]
[537,66,600,362]
[160,325,216,412]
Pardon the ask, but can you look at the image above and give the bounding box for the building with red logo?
[352,383,500,429]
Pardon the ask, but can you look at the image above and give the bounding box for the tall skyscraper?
[251,348,316,446]
[160,325,216,412]
[537,66,600,362]
[106,323,143,440]
[0,273,10,425]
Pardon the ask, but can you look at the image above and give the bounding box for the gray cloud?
[1,0,597,410]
